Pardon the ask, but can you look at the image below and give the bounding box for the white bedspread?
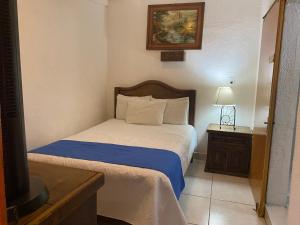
[28,119,197,225]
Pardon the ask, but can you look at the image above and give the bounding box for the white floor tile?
[183,176,212,198]
[212,174,256,206]
[181,160,261,225]
[183,160,213,197]
[210,200,266,225]
[185,160,212,178]
[179,194,210,225]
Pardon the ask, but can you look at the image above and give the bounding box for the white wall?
[18,0,108,150]
[262,0,275,16]
[107,0,262,154]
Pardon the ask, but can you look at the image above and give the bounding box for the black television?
[0,0,48,222]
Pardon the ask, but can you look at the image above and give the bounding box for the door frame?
[257,0,286,217]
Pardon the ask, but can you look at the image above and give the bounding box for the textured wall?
[18,0,109,150]
[288,26,300,221]
[288,3,300,224]
[267,0,300,206]
[106,0,262,154]
[288,100,300,224]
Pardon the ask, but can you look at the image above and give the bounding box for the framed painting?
[147,2,205,50]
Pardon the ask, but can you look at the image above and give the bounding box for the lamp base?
[7,176,49,222]
[219,106,236,129]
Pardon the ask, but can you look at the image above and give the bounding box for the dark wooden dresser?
[14,162,104,225]
[205,124,252,177]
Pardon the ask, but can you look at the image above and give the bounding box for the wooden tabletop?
[16,161,104,225]
[207,124,252,135]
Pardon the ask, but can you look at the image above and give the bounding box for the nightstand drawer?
[209,133,248,145]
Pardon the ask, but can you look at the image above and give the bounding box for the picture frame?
[147,2,205,50]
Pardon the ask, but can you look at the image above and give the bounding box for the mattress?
[28,119,197,225]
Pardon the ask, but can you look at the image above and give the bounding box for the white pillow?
[155,97,189,125]
[116,95,151,120]
[126,99,167,125]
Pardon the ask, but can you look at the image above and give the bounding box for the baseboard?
[193,152,207,161]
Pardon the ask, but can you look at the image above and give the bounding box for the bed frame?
[114,80,196,126]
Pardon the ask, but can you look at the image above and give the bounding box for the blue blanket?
[31,140,185,199]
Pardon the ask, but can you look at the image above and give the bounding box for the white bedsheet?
[28,119,197,225]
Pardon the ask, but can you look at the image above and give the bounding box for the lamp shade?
[215,87,235,106]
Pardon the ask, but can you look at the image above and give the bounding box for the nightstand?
[205,124,252,177]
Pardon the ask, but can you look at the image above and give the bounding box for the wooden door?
[250,0,286,217]
[0,125,7,225]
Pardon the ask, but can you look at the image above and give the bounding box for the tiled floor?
[180,160,266,225]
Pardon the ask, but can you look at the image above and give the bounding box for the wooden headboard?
[114,80,196,126]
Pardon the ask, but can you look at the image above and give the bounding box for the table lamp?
[215,87,236,130]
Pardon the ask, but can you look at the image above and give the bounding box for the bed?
[28,80,197,225]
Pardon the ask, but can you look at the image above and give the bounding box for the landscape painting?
[147,3,205,50]
[153,10,198,44]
